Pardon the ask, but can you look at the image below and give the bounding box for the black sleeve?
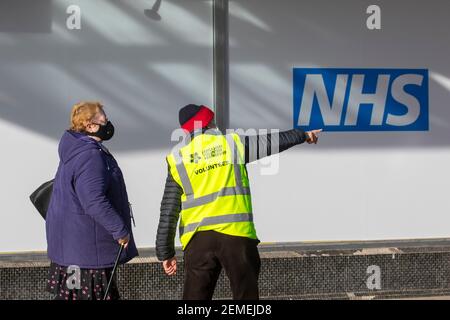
[155,166,183,261]
[243,129,308,164]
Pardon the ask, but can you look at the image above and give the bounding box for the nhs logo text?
[293,68,429,131]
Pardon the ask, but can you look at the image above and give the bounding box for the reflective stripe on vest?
[179,213,253,236]
[182,186,251,210]
[173,149,194,200]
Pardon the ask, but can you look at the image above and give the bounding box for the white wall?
[0,0,213,252]
[1,0,450,253]
[229,0,450,242]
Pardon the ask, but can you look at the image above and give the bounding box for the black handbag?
[29,179,54,220]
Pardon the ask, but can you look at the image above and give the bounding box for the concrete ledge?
[1,238,450,300]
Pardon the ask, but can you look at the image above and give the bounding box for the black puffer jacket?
[155,129,308,261]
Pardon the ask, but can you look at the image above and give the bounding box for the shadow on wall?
[0,0,165,32]
[0,0,213,151]
[228,0,450,149]
[0,0,52,33]
[1,0,450,151]
[144,0,162,21]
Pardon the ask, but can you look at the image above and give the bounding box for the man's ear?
[208,120,217,129]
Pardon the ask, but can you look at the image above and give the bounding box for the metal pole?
[213,0,229,132]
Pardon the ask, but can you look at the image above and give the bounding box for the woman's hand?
[163,257,177,276]
[118,235,130,248]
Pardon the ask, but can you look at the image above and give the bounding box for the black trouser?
[183,230,261,300]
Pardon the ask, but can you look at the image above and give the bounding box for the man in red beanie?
[156,104,321,300]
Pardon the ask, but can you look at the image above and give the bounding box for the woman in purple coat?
[46,102,138,300]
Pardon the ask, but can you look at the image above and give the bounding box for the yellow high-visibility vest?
[166,131,257,250]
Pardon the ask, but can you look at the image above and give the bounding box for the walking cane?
[103,243,125,300]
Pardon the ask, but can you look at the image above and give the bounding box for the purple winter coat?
[46,130,138,268]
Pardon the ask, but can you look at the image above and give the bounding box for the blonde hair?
[70,101,104,132]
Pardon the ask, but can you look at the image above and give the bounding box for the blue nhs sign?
[293,68,429,131]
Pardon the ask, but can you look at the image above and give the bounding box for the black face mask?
[90,121,115,141]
